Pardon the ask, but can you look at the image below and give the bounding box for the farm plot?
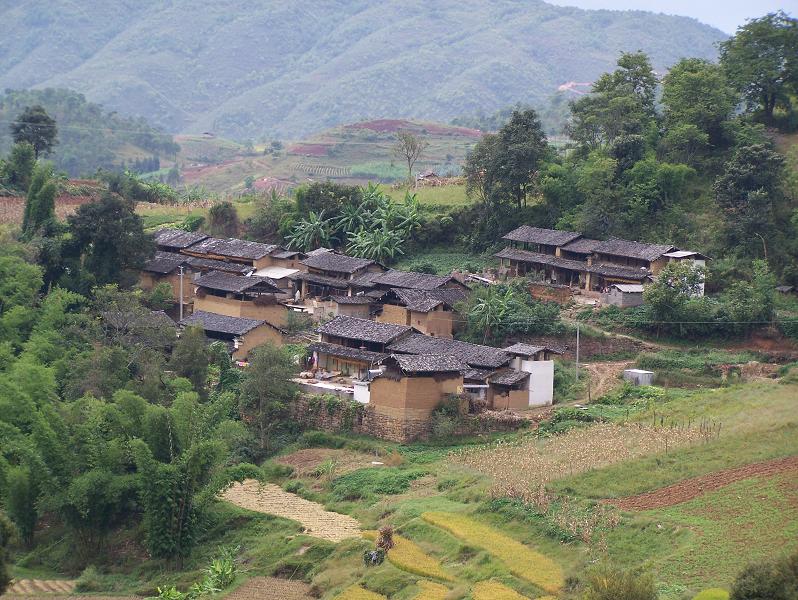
[222,480,360,542]
[3,580,75,595]
[275,448,376,478]
[412,581,450,600]
[0,195,91,224]
[472,580,529,599]
[224,577,310,600]
[450,423,707,501]
[362,531,454,581]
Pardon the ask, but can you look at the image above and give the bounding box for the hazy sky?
[545,0,795,34]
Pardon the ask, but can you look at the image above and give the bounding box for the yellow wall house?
[179,310,283,361]
[296,251,385,300]
[139,251,195,313]
[193,270,289,329]
[377,287,468,338]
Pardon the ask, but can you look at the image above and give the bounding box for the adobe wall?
[194,294,288,327]
[234,324,284,359]
[528,282,572,304]
[377,304,410,326]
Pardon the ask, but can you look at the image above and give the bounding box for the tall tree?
[170,325,210,395]
[1,143,36,191]
[719,11,798,122]
[393,131,428,183]
[662,58,737,148]
[66,193,154,287]
[207,201,239,237]
[496,109,549,207]
[0,512,15,595]
[10,106,58,159]
[238,344,298,452]
[22,163,56,239]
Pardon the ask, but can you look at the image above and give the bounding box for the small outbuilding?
[623,369,655,386]
[603,283,645,308]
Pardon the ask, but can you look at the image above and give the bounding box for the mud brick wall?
[528,282,572,304]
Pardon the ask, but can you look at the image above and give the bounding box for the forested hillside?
[0,89,179,177]
[0,0,725,139]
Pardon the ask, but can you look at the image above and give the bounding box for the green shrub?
[693,589,729,600]
[74,566,102,592]
[330,468,425,500]
[582,565,657,600]
[261,461,293,482]
[551,407,595,424]
[730,552,798,600]
[300,431,347,449]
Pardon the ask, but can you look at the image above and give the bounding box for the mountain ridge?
[0,0,727,139]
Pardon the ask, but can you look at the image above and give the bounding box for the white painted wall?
[522,360,554,407]
[353,380,371,404]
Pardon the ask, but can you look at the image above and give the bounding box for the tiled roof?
[154,229,209,249]
[561,238,601,254]
[588,263,650,280]
[294,271,351,288]
[271,249,303,259]
[388,334,510,369]
[611,284,645,293]
[349,270,385,289]
[372,270,458,291]
[143,251,189,274]
[308,341,387,363]
[186,237,279,260]
[301,251,377,274]
[488,369,530,386]
[317,315,413,344]
[327,295,373,305]
[387,353,466,374]
[494,247,587,272]
[463,368,494,382]
[180,311,265,336]
[502,226,582,246]
[592,239,675,262]
[195,271,282,293]
[186,257,253,274]
[388,288,469,312]
[503,342,545,356]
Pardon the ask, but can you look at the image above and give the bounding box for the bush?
[74,566,102,592]
[300,431,347,449]
[730,552,798,600]
[330,468,425,500]
[581,565,657,600]
[693,589,730,600]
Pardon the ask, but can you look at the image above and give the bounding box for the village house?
[154,229,209,253]
[370,269,471,292]
[376,287,468,338]
[368,353,466,430]
[318,295,374,319]
[179,310,284,360]
[502,225,582,256]
[193,271,289,330]
[309,315,414,379]
[139,251,194,316]
[295,251,386,300]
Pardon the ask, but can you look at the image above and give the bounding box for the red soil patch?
[181,159,242,182]
[346,119,482,138]
[607,455,798,511]
[287,143,329,157]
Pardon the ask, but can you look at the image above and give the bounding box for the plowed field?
[224,577,310,600]
[609,455,798,510]
[3,580,75,595]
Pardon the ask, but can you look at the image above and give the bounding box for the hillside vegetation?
[0,0,725,138]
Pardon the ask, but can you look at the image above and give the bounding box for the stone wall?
[290,394,528,443]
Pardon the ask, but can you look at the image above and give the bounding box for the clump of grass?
[472,580,528,599]
[333,585,387,600]
[330,468,425,501]
[421,512,563,593]
[692,589,729,600]
[412,580,450,599]
[363,531,454,581]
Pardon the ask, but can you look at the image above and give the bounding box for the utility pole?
[178,265,184,321]
[575,323,580,381]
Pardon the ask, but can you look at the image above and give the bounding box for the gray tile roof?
[301,252,377,274]
[317,316,413,344]
[195,271,282,294]
[155,229,209,249]
[327,295,373,305]
[372,270,458,291]
[388,288,469,312]
[349,270,385,289]
[295,271,351,288]
[611,284,645,293]
[180,310,265,336]
[271,249,303,259]
[503,342,545,356]
[186,237,279,260]
[592,239,675,262]
[387,353,467,374]
[488,369,530,386]
[561,238,601,254]
[186,257,253,274]
[388,334,511,369]
[588,263,651,280]
[494,247,588,272]
[143,251,190,274]
[503,226,582,246]
[308,341,387,363]
[463,368,495,382]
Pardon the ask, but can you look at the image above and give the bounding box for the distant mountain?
[0,0,726,140]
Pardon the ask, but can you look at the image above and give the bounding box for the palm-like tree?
[469,286,514,343]
[347,227,405,263]
[286,210,333,251]
[335,202,367,236]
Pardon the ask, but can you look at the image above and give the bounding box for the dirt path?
[224,577,311,600]
[3,581,76,595]
[579,361,633,401]
[222,479,360,542]
[607,455,798,511]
